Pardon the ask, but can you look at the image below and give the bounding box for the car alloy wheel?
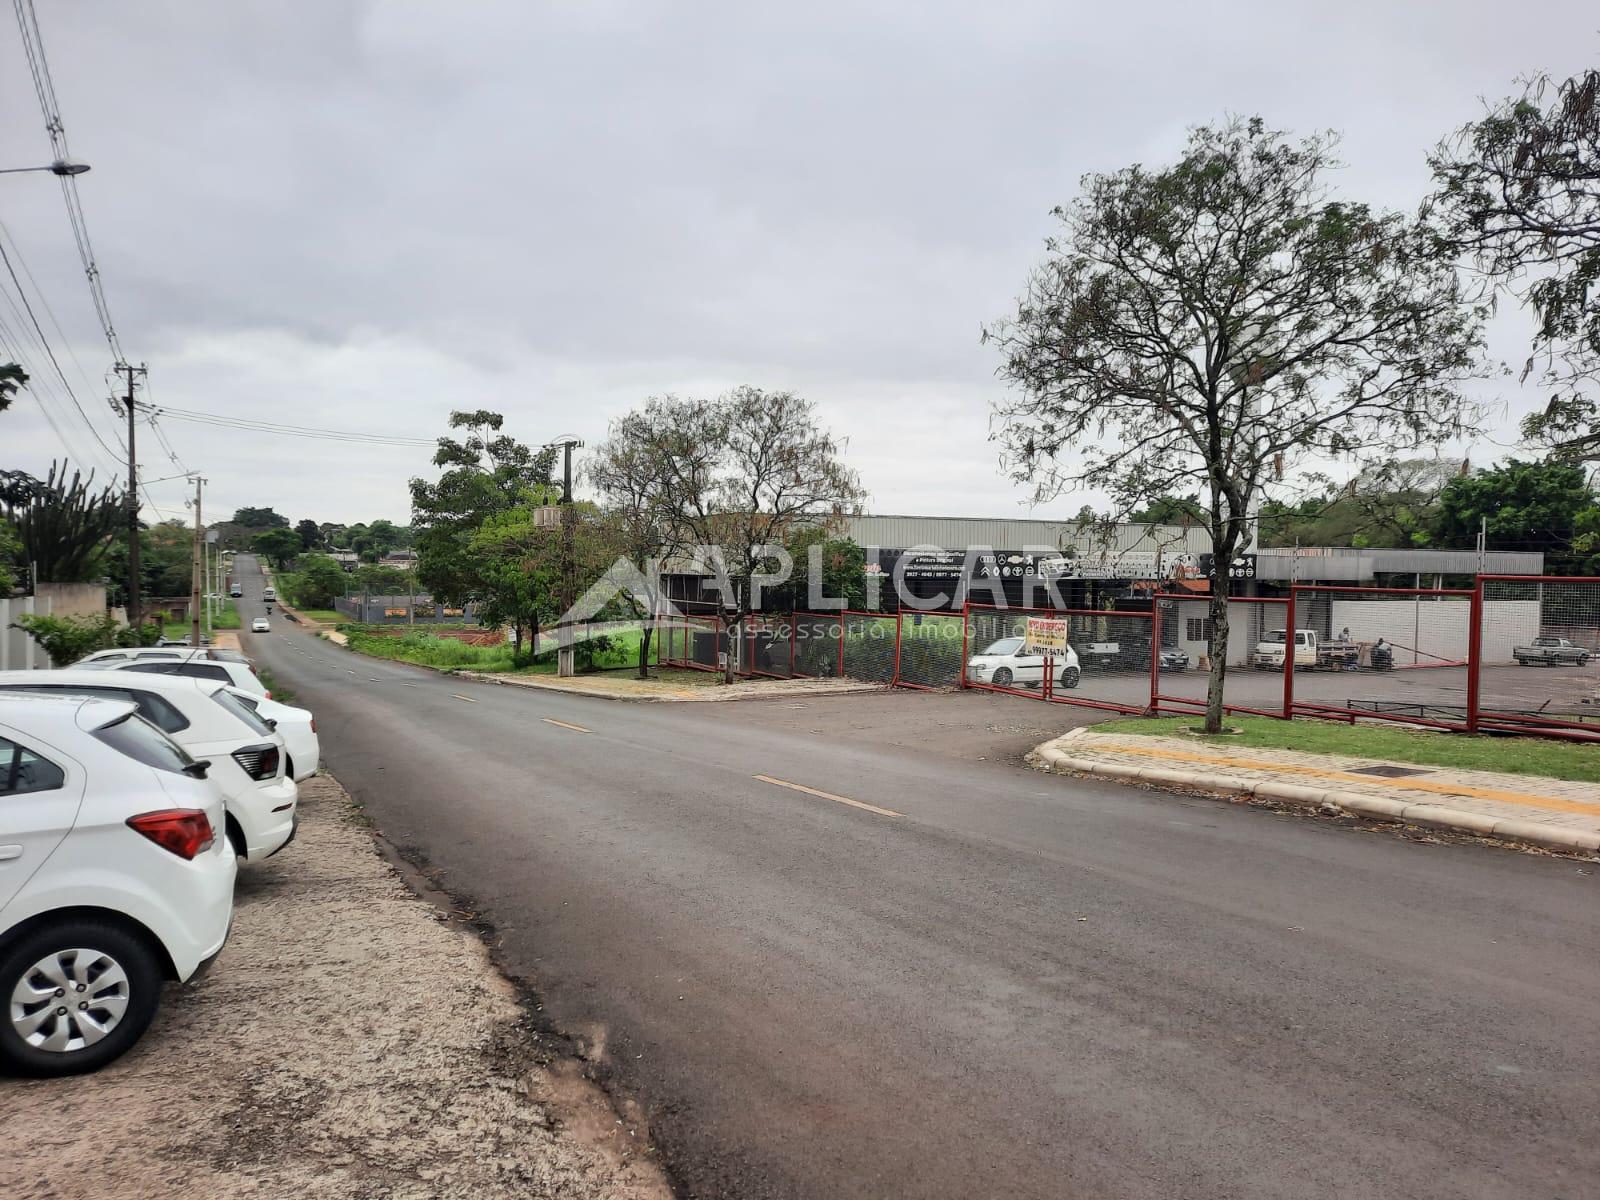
[1062,666,1081,689]
[0,921,162,1076]
[992,667,1013,686]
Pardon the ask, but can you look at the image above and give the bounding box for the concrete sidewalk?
[1031,728,1600,853]
[459,669,883,702]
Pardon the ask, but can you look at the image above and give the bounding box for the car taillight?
[231,742,281,780]
[127,809,215,859]
[309,717,316,732]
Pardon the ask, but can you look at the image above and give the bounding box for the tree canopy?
[987,117,1487,729]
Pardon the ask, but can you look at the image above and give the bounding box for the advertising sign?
[1200,553,1257,581]
[1023,616,1071,657]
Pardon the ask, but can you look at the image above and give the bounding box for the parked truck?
[1513,636,1594,667]
[1250,629,1360,670]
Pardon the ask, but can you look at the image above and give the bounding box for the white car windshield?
[982,637,1024,656]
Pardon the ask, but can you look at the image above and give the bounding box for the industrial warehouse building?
[661,514,1547,669]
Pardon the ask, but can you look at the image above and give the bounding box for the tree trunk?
[512,621,524,666]
[531,613,540,666]
[723,613,740,684]
[639,617,653,680]
[1204,526,1238,734]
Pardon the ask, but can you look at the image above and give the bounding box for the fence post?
[1148,599,1161,714]
[790,610,797,676]
[1466,575,1483,732]
[1282,586,1297,719]
[892,607,904,687]
[837,614,845,678]
[960,599,970,688]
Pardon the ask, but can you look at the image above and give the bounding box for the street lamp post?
[0,158,91,177]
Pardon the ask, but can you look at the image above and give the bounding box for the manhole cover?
[1347,764,1434,778]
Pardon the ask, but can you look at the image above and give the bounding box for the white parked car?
[0,670,297,861]
[225,687,319,781]
[965,636,1081,690]
[0,695,235,1075]
[250,617,270,633]
[107,655,269,698]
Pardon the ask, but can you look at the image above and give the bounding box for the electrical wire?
[13,0,122,362]
[150,404,438,447]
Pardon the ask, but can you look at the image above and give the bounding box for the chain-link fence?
[1152,595,1290,719]
[895,612,966,690]
[1474,576,1600,735]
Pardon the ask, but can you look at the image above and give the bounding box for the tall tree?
[252,527,303,569]
[231,506,289,529]
[409,410,560,647]
[617,388,864,683]
[295,519,322,550]
[986,117,1487,731]
[1432,459,1599,574]
[1429,66,1600,461]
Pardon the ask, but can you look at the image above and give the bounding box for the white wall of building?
[1328,598,1540,666]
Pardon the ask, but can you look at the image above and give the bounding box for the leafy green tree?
[1127,496,1207,525]
[0,519,20,595]
[10,612,158,666]
[1430,67,1600,461]
[761,527,868,612]
[252,527,303,569]
[1432,459,1600,574]
[1,462,126,583]
[409,411,560,641]
[295,519,322,550]
[286,553,350,608]
[354,564,410,594]
[231,506,289,529]
[986,117,1487,731]
[0,363,26,415]
[101,519,199,605]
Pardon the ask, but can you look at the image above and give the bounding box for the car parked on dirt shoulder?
[1513,636,1594,666]
[966,636,1081,690]
[108,655,269,698]
[0,695,235,1076]
[225,687,318,782]
[0,671,297,861]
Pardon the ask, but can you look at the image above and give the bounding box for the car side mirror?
[264,718,278,731]
[182,759,212,780]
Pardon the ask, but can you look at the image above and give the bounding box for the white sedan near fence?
[966,636,1081,690]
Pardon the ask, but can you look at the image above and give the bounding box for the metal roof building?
[841,514,1227,557]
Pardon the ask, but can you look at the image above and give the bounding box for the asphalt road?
[235,557,1600,1200]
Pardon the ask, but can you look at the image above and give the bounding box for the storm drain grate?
[1346,764,1435,779]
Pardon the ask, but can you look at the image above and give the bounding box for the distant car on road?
[229,586,242,598]
[0,695,235,1076]
[966,636,1081,690]
[251,617,270,633]
[262,586,276,602]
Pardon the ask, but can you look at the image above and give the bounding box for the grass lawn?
[1094,716,1600,784]
[160,598,240,641]
[343,624,663,676]
[293,609,343,625]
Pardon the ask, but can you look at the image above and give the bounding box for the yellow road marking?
[450,693,478,703]
[1089,739,1600,818]
[541,717,593,734]
[753,774,902,818]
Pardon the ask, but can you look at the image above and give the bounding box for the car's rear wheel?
[1062,666,1081,689]
[991,667,1013,687]
[0,920,162,1076]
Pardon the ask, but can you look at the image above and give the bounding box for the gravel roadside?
[0,775,673,1200]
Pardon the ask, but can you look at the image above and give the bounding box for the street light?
[0,157,91,177]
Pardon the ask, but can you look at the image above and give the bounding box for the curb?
[1028,739,1600,855]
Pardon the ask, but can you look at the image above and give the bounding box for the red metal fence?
[650,577,1600,740]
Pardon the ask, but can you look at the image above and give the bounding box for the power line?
[13,0,122,361]
[150,403,438,447]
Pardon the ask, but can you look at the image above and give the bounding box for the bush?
[10,613,158,666]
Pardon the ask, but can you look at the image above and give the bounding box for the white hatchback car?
[0,695,235,1075]
[224,688,319,782]
[0,671,297,861]
[965,636,1081,690]
[250,617,270,633]
[108,655,269,698]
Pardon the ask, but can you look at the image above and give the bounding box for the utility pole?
[189,475,205,648]
[547,436,584,677]
[117,362,147,630]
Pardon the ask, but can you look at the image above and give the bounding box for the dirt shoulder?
[0,776,672,1200]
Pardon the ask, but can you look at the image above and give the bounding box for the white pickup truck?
[1250,629,1360,670]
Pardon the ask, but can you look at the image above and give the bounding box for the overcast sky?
[0,1,1594,529]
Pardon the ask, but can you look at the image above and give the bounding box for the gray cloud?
[0,0,1591,525]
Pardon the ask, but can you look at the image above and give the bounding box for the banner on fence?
[1023,616,1071,657]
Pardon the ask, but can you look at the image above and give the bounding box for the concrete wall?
[0,595,54,670]
[35,581,106,621]
[1327,598,1540,666]
[1173,599,1257,666]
